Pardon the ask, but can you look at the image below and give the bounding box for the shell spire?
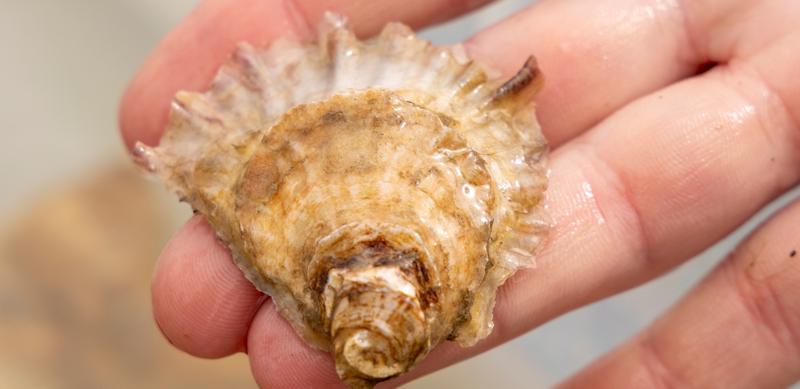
[133,14,549,389]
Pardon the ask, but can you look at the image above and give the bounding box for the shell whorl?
[132,13,549,389]
[313,223,433,386]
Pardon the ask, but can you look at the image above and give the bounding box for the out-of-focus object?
[134,13,548,388]
[0,165,257,389]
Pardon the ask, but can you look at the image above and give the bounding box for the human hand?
[119,0,800,387]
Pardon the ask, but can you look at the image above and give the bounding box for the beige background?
[1,0,798,388]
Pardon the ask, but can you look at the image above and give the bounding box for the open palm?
[119,0,800,387]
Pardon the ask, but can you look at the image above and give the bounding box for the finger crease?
[740,57,800,164]
[728,264,800,362]
[640,331,684,389]
[673,0,711,64]
[583,142,655,271]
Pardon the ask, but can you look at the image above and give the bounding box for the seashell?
[132,13,549,389]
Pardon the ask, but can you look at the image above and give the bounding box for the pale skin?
[119,0,800,387]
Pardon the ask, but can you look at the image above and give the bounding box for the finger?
[118,0,492,150]
[152,215,264,358]
[241,6,800,387]
[465,0,700,148]
[465,0,800,148]
[557,197,800,389]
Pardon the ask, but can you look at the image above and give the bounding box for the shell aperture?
[132,13,549,389]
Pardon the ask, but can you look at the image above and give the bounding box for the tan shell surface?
[133,14,549,389]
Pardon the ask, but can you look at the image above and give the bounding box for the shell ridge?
[236,43,301,117]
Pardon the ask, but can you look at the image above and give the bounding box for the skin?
[119,0,800,387]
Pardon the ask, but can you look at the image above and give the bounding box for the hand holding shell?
[134,14,548,388]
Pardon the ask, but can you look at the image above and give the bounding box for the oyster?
[132,13,549,389]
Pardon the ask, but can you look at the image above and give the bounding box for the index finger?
[118,0,493,149]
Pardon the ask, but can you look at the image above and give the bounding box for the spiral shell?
[133,13,549,389]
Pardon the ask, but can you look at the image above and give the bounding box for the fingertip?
[152,215,264,358]
[119,70,168,150]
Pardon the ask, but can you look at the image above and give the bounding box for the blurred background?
[1,0,799,388]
